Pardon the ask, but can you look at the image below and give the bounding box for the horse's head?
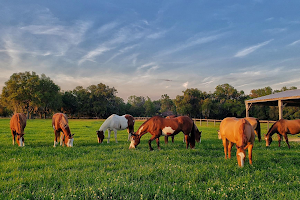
[236,148,246,167]
[129,133,140,149]
[65,134,74,147]
[16,133,25,147]
[96,130,105,143]
[265,134,272,147]
[194,124,202,143]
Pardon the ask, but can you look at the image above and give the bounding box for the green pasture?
[1,119,300,199]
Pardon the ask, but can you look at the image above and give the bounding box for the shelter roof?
[245,89,300,107]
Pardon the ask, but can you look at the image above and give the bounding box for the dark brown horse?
[52,113,74,147]
[164,115,176,144]
[219,117,255,167]
[10,113,27,147]
[265,119,300,149]
[129,116,201,150]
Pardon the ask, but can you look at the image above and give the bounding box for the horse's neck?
[268,123,278,136]
[62,126,71,137]
[99,119,111,132]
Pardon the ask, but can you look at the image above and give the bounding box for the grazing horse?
[265,119,300,149]
[219,117,255,167]
[10,113,27,147]
[96,114,135,143]
[218,117,261,142]
[129,116,201,150]
[52,113,74,147]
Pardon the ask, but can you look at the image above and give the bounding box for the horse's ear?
[72,134,74,137]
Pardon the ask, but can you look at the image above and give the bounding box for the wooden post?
[278,100,283,120]
[207,119,208,127]
[200,118,202,126]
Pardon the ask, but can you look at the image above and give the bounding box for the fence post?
[207,119,208,127]
[214,120,216,127]
[200,118,202,126]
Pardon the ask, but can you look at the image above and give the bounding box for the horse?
[245,117,261,142]
[164,115,202,144]
[265,119,300,149]
[218,117,261,142]
[219,117,255,167]
[96,114,135,143]
[10,113,27,147]
[52,113,74,147]
[129,116,201,150]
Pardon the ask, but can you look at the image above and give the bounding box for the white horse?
[96,114,135,143]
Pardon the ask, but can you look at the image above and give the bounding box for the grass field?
[1,118,300,199]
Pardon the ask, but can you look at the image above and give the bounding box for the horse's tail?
[256,118,261,142]
[189,121,196,148]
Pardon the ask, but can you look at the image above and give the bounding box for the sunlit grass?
[0,118,300,199]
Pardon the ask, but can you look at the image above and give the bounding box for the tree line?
[1,71,299,120]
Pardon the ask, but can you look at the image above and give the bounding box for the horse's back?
[220,117,249,143]
[10,113,27,132]
[245,117,258,129]
[52,113,68,129]
[279,119,300,134]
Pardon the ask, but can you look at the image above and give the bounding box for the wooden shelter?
[245,89,300,120]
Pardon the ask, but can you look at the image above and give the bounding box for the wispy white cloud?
[234,39,273,58]
[78,46,112,65]
[105,44,139,64]
[288,39,300,46]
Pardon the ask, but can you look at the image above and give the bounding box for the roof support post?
[245,103,249,117]
[278,100,283,120]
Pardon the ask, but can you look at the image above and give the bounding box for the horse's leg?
[184,134,189,149]
[172,135,174,143]
[277,134,282,147]
[283,133,290,149]
[12,131,15,145]
[54,130,60,147]
[228,141,234,159]
[113,129,118,143]
[248,143,253,165]
[148,134,159,151]
[164,136,168,144]
[222,139,228,159]
[156,138,161,150]
[107,130,111,143]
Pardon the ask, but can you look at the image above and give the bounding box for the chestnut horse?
[219,117,255,167]
[52,113,74,147]
[10,113,27,147]
[129,116,201,150]
[265,119,300,149]
[96,114,134,143]
[164,115,176,144]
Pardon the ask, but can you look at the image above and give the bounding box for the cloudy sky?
[1,0,300,101]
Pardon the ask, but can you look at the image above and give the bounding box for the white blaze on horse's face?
[129,138,135,149]
[162,127,175,136]
[19,137,23,147]
[67,138,74,147]
[237,152,245,167]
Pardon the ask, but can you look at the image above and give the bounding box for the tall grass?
[0,118,300,199]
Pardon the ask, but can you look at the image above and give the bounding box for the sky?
[1,0,300,101]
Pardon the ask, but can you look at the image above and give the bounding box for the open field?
[1,118,300,199]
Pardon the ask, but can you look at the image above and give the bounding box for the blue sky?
[1,0,300,101]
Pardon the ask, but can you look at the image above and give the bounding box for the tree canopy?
[1,71,299,120]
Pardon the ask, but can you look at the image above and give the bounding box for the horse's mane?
[238,119,248,149]
[266,120,279,136]
[16,114,22,134]
[136,116,162,135]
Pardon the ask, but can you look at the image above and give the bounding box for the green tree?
[144,97,156,117]
[160,94,175,115]
[1,71,39,118]
[34,74,61,119]
[127,95,145,116]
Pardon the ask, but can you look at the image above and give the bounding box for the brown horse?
[219,117,255,167]
[265,119,300,149]
[52,113,74,147]
[129,116,201,150]
[10,113,27,147]
[96,114,135,143]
